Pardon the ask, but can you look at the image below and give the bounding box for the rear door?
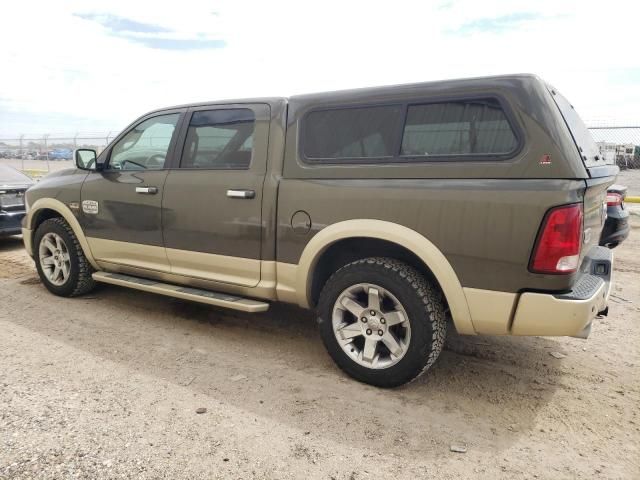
[80,110,183,271]
[161,103,270,287]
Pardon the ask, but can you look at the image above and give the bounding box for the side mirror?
[74,149,101,171]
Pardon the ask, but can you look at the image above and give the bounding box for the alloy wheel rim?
[332,283,411,369]
[38,232,71,286]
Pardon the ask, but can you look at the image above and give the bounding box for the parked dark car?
[599,185,630,248]
[0,164,34,236]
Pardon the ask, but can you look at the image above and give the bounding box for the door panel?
[80,111,183,271]
[162,104,270,287]
[81,170,170,269]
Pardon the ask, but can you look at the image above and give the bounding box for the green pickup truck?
[22,74,615,387]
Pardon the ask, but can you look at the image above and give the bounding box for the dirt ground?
[1,225,639,479]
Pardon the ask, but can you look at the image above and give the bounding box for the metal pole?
[19,134,24,170]
[44,134,50,171]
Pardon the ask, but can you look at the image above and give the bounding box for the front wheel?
[34,217,96,297]
[317,257,447,388]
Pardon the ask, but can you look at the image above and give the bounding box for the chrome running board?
[92,271,269,313]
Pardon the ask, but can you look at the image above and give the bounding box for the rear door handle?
[226,189,255,199]
[135,186,158,194]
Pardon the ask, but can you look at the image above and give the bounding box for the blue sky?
[73,13,226,50]
[0,0,638,136]
[453,12,548,34]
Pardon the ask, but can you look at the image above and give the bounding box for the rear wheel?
[34,217,96,297]
[317,257,446,387]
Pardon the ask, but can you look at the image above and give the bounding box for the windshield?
[549,87,610,168]
[0,164,33,184]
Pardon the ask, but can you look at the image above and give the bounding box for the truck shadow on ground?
[8,278,568,457]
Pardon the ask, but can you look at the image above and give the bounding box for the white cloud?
[0,0,638,135]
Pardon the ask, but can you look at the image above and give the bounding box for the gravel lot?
[0,219,638,479]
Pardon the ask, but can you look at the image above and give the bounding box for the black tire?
[317,257,447,388]
[33,217,96,297]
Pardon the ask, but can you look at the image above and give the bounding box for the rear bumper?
[0,211,26,236]
[511,246,613,337]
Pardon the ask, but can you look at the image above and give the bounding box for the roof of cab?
[151,97,288,115]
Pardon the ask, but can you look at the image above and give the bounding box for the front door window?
[109,114,180,170]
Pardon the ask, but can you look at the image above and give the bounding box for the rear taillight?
[530,204,583,274]
[606,192,623,207]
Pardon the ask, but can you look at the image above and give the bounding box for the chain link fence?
[1,125,639,178]
[0,133,115,177]
[588,126,640,169]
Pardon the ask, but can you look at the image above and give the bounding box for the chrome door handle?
[226,189,255,199]
[135,186,158,194]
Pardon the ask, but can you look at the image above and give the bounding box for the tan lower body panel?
[463,285,609,337]
[463,288,518,335]
[87,237,263,288]
[511,282,608,336]
[92,271,269,312]
[87,237,170,272]
[165,247,260,287]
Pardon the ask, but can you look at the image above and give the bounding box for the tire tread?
[36,217,96,296]
[318,256,447,387]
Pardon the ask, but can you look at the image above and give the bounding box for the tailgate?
[582,175,615,255]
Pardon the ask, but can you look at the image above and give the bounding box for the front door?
[161,104,270,287]
[80,111,183,272]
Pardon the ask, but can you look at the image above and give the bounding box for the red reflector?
[530,204,583,274]
[606,193,622,207]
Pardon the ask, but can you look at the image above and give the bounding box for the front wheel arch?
[25,199,99,270]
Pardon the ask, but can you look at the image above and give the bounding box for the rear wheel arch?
[296,219,475,335]
[309,237,442,305]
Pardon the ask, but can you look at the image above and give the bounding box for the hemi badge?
[82,200,99,215]
[68,202,80,210]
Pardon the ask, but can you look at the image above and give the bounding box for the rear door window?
[301,98,519,164]
[401,99,518,157]
[302,105,403,161]
[180,109,255,170]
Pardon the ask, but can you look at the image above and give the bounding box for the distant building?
[617,143,635,158]
[596,141,636,167]
[596,141,617,163]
